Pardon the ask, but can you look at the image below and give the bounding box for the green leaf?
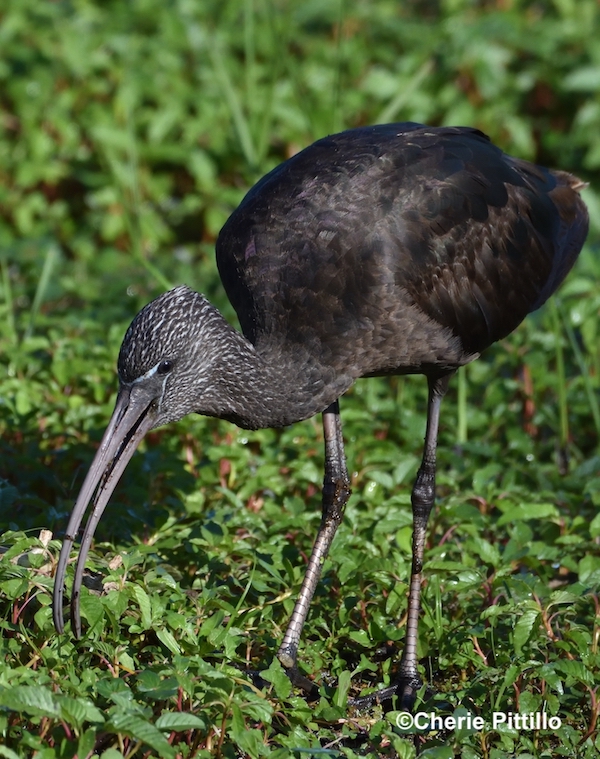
[59,695,105,727]
[334,670,351,707]
[77,728,98,759]
[578,554,600,585]
[260,656,292,699]
[553,660,596,686]
[79,588,105,629]
[136,671,179,700]
[564,66,600,91]
[155,711,207,731]
[469,537,500,567]
[496,502,559,526]
[132,584,153,629]
[419,748,454,759]
[106,713,175,758]
[513,607,540,655]
[590,511,600,538]
[0,685,60,718]
[229,703,266,757]
[155,627,181,655]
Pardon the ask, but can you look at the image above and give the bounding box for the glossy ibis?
[53,123,588,709]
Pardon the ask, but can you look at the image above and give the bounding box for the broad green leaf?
[496,502,559,526]
[132,585,153,629]
[77,729,98,759]
[553,660,596,686]
[106,713,175,758]
[333,669,351,707]
[470,536,500,567]
[156,627,181,655]
[79,588,105,629]
[260,656,292,699]
[0,685,60,718]
[590,511,600,538]
[513,608,540,655]
[155,711,207,731]
[59,695,105,727]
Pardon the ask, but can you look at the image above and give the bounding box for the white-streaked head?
[117,285,229,428]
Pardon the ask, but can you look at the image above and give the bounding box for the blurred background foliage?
[1,0,599,757]
[1,0,599,522]
[1,0,599,317]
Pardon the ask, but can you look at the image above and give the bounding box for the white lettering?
[394,710,560,734]
[493,712,507,728]
[413,712,431,730]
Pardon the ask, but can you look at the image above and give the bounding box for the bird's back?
[217,123,588,380]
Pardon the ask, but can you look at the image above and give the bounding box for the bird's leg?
[277,399,351,690]
[394,372,452,710]
[350,372,452,711]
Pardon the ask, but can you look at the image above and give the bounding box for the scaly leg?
[394,373,452,709]
[351,372,452,710]
[277,400,351,688]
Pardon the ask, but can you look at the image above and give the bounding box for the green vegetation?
[1,0,599,756]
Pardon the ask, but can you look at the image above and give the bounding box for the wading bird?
[53,123,588,709]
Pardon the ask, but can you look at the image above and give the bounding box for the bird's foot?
[284,666,320,700]
[275,645,320,699]
[349,674,423,712]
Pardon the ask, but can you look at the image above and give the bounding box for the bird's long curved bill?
[53,385,156,637]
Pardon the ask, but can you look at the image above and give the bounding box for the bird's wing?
[216,124,588,367]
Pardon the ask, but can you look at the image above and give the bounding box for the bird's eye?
[156,360,173,375]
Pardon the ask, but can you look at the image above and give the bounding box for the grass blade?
[25,241,60,340]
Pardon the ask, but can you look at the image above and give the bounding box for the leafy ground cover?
[1,0,600,756]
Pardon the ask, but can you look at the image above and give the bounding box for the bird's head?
[117,285,220,429]
[53,285,223,636]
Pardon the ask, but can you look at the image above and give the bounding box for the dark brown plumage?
[53,123,588,709]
